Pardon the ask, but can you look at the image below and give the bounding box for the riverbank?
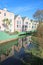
[31,36,43,58]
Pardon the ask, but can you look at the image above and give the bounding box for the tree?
[2,18,10,31]
[37,22,43,37]
[33,10,43,22]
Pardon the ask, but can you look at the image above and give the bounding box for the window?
[17,25,18,27]
[32,26,33,28]
[4,13,6,16]
[17,21,21,24]
[0,12,1,14]
[0,26,1,29]
[25,25,28,28]
[26,22,28,24]
[10,19,12,22]
[17,25,21,28]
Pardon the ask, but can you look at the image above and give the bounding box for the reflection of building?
[0,8,39,32]
[0,8,14,32]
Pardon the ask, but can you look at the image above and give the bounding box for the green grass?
[0,31,18,41]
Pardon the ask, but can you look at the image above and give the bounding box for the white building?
[14,15,23,32]
[31,20,39,31]
[22,18,39,32]
[0,8,39,33]
[22,17,32,32]
[0,8,14,32]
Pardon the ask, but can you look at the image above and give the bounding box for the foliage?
[2,18,10,31]
[31,27,43,58]
[14,31,19,34]
[37,22,43,37]
[9,31,19,35]
[31,20,43,58]
[3,18,10,25]
[33,10,43,22]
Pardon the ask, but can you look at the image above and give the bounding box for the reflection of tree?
[2,18,10,31]
[22,38,24,47]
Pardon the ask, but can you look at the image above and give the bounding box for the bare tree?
[33,10,43,22]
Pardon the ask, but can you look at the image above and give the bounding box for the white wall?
[0,9,15,32]
[14,15,23,32]
[31,21,39,31]
[23,17,32,31]
[0,8,39,32]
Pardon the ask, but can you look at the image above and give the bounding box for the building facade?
[14,15,23,32]
[31,20,39,31]
[0,8,14,32]
[22,17,32,32]
[0,8,39,33]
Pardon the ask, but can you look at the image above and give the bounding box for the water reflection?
[1,36,43,65]
[18,36,31,48]
[14,36,32,58]
[14,35,39,59]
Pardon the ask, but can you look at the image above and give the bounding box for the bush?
[14,31,19,34]
[9,31,19,35]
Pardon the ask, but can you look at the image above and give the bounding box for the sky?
[0,0,43,19]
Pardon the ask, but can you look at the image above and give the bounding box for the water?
[6,36,32,59]
[14,48,25,59]
[1,35,43,65]
[14,36,38,59]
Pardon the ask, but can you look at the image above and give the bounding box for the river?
[1,35,43,65]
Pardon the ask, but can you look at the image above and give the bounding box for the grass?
[31,36,43,58]
[0,31,18,41]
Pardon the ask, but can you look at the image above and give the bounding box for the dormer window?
[0,12,1,14]
[26,22,28,24]
[4,13,6,16]
[0,26,1,29]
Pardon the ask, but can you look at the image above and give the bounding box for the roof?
[14,15,19,19]
[22,17,26,21]
[0,8,14,15]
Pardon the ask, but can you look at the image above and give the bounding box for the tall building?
[0,8,14,32]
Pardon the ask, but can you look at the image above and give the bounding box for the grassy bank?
[31,36,43,58]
